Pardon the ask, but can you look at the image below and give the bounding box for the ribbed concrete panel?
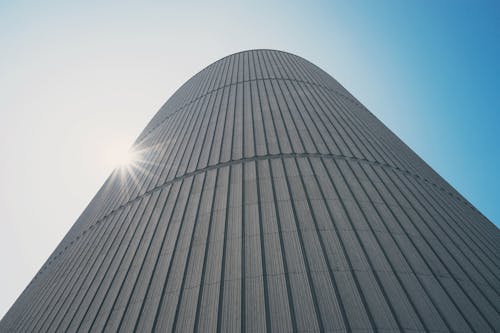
[1,49,499,333]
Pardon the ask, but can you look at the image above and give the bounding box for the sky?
[0,0,499,319]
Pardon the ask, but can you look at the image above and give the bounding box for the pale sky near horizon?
[1,0,499,319]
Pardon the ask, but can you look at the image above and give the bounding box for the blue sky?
[0,0,498,318]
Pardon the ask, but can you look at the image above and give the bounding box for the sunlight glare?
[115,148,138,168]
[99,137,141,173]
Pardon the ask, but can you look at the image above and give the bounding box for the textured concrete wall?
[1,50,499,332]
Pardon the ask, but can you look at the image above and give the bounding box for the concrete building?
[1,50,499,332]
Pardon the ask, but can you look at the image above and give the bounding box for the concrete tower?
[1,50,499,332]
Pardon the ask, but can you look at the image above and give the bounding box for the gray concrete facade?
[1,49,499,332]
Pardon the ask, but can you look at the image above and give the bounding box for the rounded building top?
[136,49,355,143]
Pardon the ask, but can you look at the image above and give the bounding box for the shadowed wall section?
[1,50,499,332]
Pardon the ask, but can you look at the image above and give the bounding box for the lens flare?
[116,148,139,168]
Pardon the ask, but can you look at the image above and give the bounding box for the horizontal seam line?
[135,77,360,145]
[31,152,480,282]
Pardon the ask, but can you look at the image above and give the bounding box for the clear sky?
[0,0,498,319]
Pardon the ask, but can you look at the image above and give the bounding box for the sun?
[99,138,141,172]
[110,146,144,185]
[115,148,139,168]
[99,136,153,186]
